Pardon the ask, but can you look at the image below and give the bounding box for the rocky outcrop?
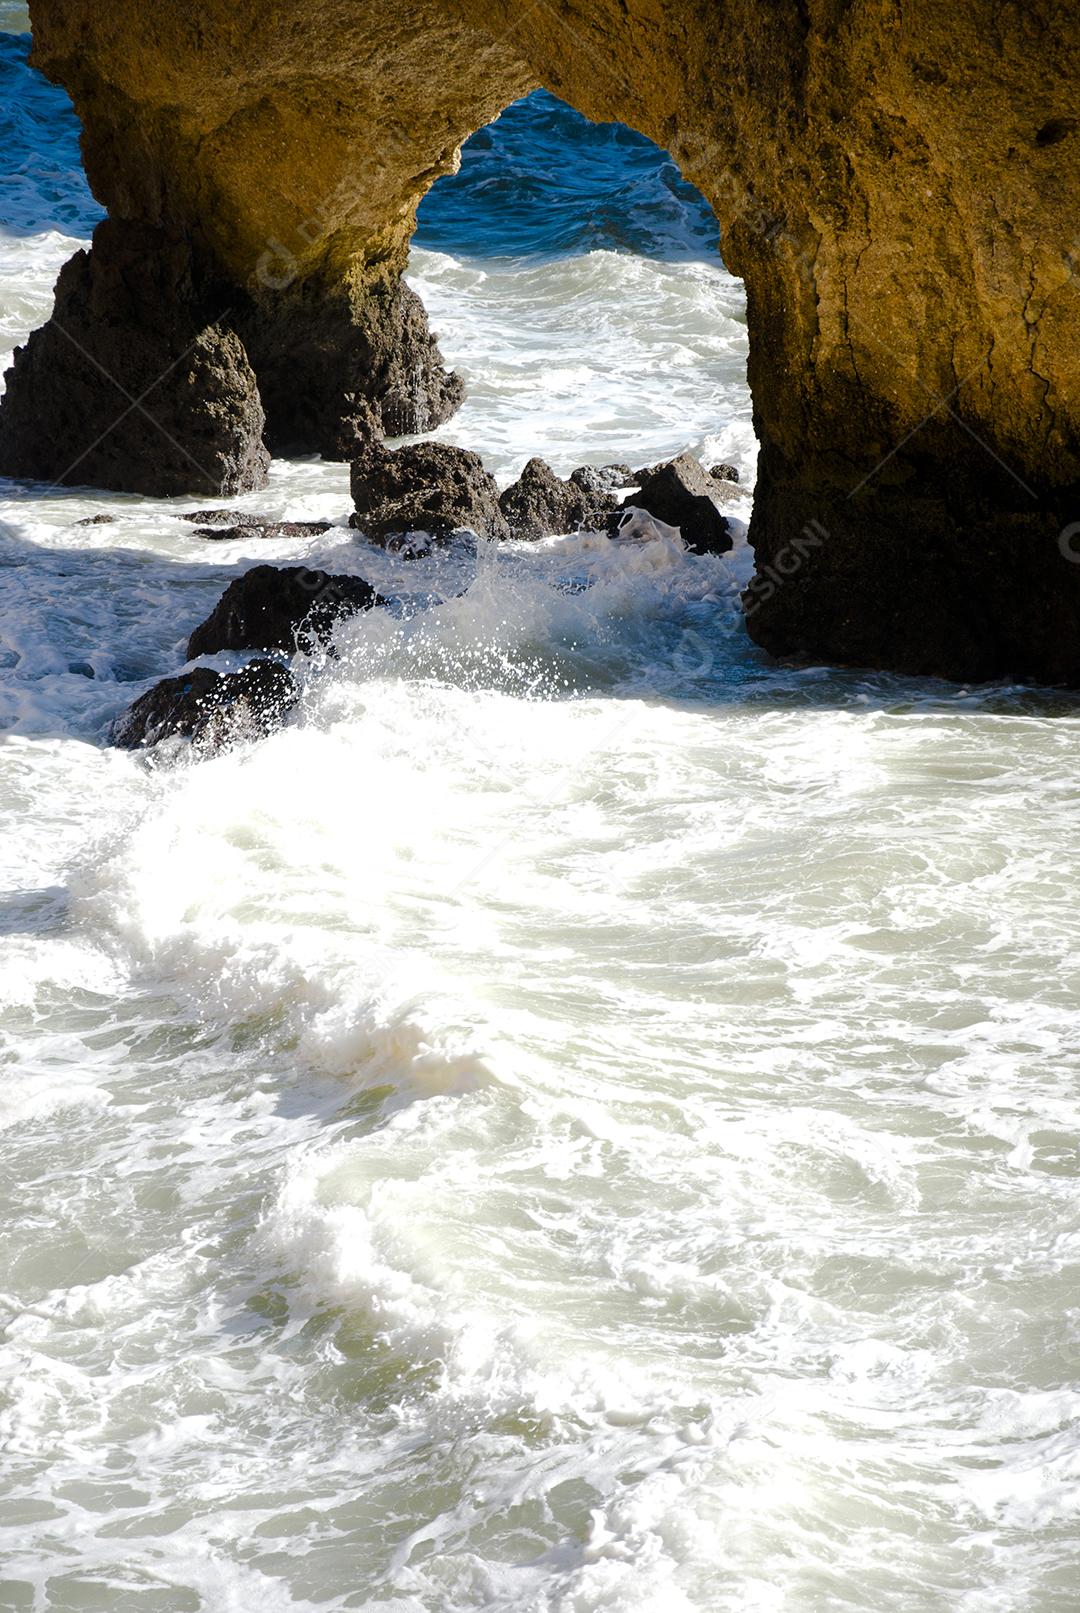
[499,457,617,539]
[187,565,385,658]
[112,660,298,749]
[7,0,1080,681]
[0,221,269,496]
[238,276,464,458]
[623,454,731,555]
[351,438,508,543]
[500,458,580,539]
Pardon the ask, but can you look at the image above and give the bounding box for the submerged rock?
[179,508,334,540]
[180,510,271,527]
[187,565,385,658]
[621,453,731,554]
[112,659,298,750]
[193,521,333,542]
[75,513,117,526]
[350,439,507,543]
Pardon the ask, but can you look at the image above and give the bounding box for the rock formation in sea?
[623,455,732,555]
[1,1,1077,682]
[351,437,509,544]
[499,458,617,540]
[187,566,385,658]
[0,222,271,497]
[112,660,299,750]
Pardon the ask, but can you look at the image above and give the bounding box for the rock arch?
[2,0,1078,684]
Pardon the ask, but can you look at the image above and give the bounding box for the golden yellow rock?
[2,0,1078,681]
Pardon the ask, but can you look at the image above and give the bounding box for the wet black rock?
[187,565,385,658]
[569,463,633,498]
[621,453,732,554]
[179,507,334,540]
[75,514,117,526]
[709,463,740,484]
[112,659,298,750]
[193,521,334,542]
[350,438,507,543]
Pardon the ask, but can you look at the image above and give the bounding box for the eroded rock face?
[10,0,1080,681]
[350,439,508,543]
[112,660,298,749]
[187,565,385,658]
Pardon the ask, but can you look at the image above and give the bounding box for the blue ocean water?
[416,90,720,263]
[0,23,98,239]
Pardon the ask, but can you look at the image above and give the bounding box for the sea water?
[2,8,1079,1610]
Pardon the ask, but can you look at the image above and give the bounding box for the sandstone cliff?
[2,0,1078,683]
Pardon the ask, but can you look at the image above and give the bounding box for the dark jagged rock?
[569,464,634,498]
[709,463,740,484]
[0,220,270,498]
[187,565,385,658]
[112,659,298,750]
[498,458,621,540]
[500,458,583,541]
[194,521,333,542]
[239,277,463,458]
[350,439,507,543]
[75,513,118,526]
[622,454,732,555]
